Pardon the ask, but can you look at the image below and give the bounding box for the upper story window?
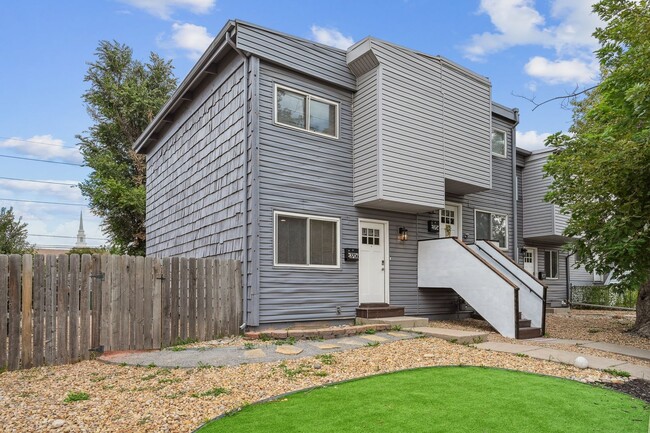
[275,85,339,138]
[274,211,340,268]
[475,210,508,250]
[491,130,507,157]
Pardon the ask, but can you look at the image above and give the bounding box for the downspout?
[227,31,250,330]
[565,251,575,306]
[511,108,520,262]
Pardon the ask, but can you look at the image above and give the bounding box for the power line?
[0,176,79,187]
[0,198,87,207]
[30,234,107,241]
[0,154,84,167]
[0,136,79,149]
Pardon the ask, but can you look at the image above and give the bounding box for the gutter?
[511,108,520,262]
[565,251,575,306]
[226,32,250,331]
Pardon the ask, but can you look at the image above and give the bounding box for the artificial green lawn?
[198,366,649,433]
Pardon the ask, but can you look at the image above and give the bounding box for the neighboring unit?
[134,20,547,339]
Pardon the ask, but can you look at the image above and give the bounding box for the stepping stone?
[360,335,388,342]
[388,332,409,338]
[313,343,340,350]
[244,349,266,359]
[276,346,303,355]
[337,338,365,346]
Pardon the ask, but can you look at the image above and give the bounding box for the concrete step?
[356,316,428,328]
[406,327,489,344]
[518,327,543,339]
[356,305,405,319]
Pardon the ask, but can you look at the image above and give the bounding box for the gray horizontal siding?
[522,155,554,238]
[257,61,458,324]
[145,55,247,259]
[524,240,569,303]
[236,22,356,91]
[353,69,379,204]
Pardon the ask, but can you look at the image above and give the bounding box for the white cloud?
[524,56,598,85]
[310,25,354,50]
[517,130,552,151]
[463,0,601,86]
[0,135,82,163]
[0,179,83,203]
[118,0,215,20]
[169,22,214,60]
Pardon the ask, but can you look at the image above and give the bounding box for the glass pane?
[309,99,336,136]
[491,131,506,156]
[544,251,551,276]
[491,214,507,248]
[277,215,307,265]
[362,228,367,236]
[374,237,380,245]
[374,229,379,237]
[310,219,337,265]
[552,252,559,278]
[476,211,491,240]
[362,236,367,245]
[277,88,306,128]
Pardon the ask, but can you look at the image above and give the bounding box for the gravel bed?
[0,337,618,433]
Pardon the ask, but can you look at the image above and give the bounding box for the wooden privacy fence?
[0,254,242,371]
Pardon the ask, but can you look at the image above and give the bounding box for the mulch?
[601,379,650,403]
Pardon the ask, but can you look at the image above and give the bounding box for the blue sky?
[0,0,602,249]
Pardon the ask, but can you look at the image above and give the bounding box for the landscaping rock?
[51,419,65,429]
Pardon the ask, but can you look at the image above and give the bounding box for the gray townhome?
[134,20,548,339]
[519,148,607,306]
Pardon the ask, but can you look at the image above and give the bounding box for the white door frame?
[524,246,538,276]
[358,218,390,304]
[439,202,463,238]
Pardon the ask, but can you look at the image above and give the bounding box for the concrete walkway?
[474,341,650,379]
[528,337,650,362]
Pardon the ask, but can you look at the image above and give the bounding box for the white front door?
[359,220,388,304]
[439,203,461,238]
[523,247,537,276]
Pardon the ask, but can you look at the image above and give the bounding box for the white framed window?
[544,250,559,279]
[274,84,339,138]
[475,210,508,249]
[593,271,604,283]
[274,211,340,268]
[491,129,507,157]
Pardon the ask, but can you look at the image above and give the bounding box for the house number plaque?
[344,248,359,262]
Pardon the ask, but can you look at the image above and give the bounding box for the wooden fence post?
[80,255,92,360]
[7,255,22,370]
[99,254,111,352]
[32,255,45,367]
[0,255,8,370]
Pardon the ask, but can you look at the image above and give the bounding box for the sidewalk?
[473,341,650,379]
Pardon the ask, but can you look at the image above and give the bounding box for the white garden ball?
[574,356,589,369]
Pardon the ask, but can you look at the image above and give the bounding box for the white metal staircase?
[418,238,547,339]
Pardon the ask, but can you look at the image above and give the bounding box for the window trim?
[273,210,341,269]
[474,209,509,250]
[273,84,340,139]
[491,129,507,158]
[545,250,560,280]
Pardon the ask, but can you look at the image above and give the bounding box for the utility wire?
[0,176,79,187]
[0,136,79,149]
[30,234,107,241]
[0,154,84,167]
[0,198,87,207]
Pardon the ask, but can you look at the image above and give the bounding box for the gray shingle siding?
[257,61,459,324]
[145,54,247,259]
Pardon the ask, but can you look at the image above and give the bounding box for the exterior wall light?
[398,227,408,241]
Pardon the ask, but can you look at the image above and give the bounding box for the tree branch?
[512,85,598,111]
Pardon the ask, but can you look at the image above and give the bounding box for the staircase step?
[356,316,428,328]
[518,327,543,339]
[518,319,531,328]
[356,305,405,319]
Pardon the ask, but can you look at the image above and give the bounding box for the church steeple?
[75,211,87,248]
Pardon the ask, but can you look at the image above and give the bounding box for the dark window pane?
[492,130,506,156]
[310,220,337,265]
[476,211,490,240]
[309,99,336,136]
[277,88,306,128]
[277,215,307,265]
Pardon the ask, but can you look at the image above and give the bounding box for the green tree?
[0,207,35,254]
[78,41,177,256]
[544,0,650,335]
